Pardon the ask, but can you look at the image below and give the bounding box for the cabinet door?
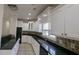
[31,37,40,55]
[51,10,65,36]
[65,5,79,38]
[22,35,32,44]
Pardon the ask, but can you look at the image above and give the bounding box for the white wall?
[10,16,17,37]
[17,21,28,31]
[17,21,23,27]
[37,7,53,34]
[33,21,39,32]
[2,5,12,36]
[2,5,17,37]
[22,22,28,31]
[0,4,4,47]
[17,21,40,32]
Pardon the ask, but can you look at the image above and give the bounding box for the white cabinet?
[31,37,40,55]
[12,39,20,54]
[51,10,65,36]
[22,35,32,44]
[51,5,79,38]
[22,35,40,55]
[65,5,79,38]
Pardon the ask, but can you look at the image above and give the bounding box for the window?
[28,22,34,30]
[39,24,42,32]
[43,31,49,36]
[42,23,51,36]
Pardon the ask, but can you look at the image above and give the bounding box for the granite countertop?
[56,35,79,41]
[44,35,79,54]
[22,31,79,54]
[32,35,77,55]
[0,39,17,50]
[40,40,77,55]
[22,31,42,35]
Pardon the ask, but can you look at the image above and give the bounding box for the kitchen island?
[22,31,78,55]
[32,35,77,55]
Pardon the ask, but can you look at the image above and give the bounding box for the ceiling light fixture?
[27,17,30,20]
[28,13,31,15]
[43,14,47,17]
[38,18,41,21]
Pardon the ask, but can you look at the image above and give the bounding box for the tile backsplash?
[56,36,79,54]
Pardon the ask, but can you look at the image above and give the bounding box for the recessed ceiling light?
[28,13,31,15]
[43,14,47,17]
[27,17,30,20]
[38,18,41,21]
[33,8,36,10]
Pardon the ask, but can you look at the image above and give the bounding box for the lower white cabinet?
[31,37,40,55]
[0,39,20,55]
[22,35,32,44]
[12,39,20,54]
[22,35,40,55]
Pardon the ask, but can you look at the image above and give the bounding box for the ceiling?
[17,4,48,20]
[8,4,58,21]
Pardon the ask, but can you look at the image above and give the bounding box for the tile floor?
[17,43,35,55]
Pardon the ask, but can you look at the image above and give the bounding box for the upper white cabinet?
[38,5,79,38]
[51,5,79,38]
[51,9,65,36]
[65,5,79,38]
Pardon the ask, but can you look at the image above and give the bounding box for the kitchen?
[0,4,79,55]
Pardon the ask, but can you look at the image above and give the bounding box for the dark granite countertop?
[32,35,77,55]
[22,31,42,35]
[22,31,78,55]
[0,39,17,50]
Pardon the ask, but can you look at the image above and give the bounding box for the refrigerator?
[16,27,22,44]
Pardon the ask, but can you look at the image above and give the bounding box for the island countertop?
[22,31,79,54]
[32,35,77,55]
